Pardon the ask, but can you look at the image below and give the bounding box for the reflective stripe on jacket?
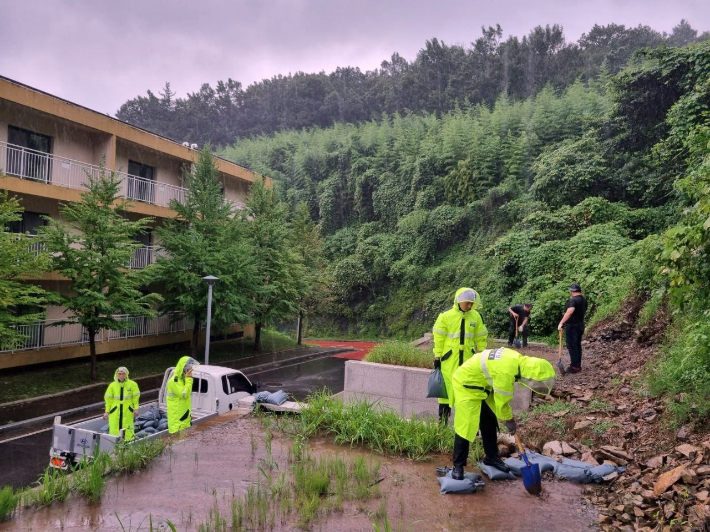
[432,287,488,406]
[105,369,140,441]
[167,356,194,434]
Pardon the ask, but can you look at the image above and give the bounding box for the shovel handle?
[558,329,563,358]
[514,433,526,455]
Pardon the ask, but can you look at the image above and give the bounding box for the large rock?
[543,440,563,456]
[653,464,688,497]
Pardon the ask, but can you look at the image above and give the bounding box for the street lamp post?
[202,275,219,365]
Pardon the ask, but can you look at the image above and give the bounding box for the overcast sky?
[1,0,708,115]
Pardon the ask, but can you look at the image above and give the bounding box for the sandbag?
[478,462,517,480]
[504,457,555,475]
[436,467,485,494]
[100,424,109,433]
[142,426,157,434]
[426,368,448,399]
[263,390,289,406]
[554,458,626,483]
[254,391,271,402]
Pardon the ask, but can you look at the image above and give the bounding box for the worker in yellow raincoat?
[103,366,140,441]
[167,356,199,434]
[450,347,555,480]
[432,287,488,424]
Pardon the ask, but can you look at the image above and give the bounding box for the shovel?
[557,329,566,376]
[513,316,522,348]
[514,433,542,496]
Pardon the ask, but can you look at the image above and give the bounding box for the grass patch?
[364,341,431,369]
[275,391,454,460]
[0,329,299,404]
[0,486,18,521]
[112,439,167,475]
[592,420,617,436]
[73,454,110,504]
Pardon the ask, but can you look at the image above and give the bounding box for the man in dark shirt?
[558,284,588,373]
[508,303,533,348]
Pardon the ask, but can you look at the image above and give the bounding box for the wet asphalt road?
[0,354,346,489]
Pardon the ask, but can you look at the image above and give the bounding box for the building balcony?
[0,312,189,354]
[0,140,188,210]
[128,245,163,269]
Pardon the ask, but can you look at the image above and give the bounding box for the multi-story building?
[0,75,264,369]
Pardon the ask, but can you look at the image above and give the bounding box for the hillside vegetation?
[219,40,710,422]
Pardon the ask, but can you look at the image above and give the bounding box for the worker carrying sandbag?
[167,356,199,434]
[432,287,488,425]
[103,366,140,441]
[450,347,555,480]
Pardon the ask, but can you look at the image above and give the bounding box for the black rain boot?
[452,466,465,480]
[483,455,511,473]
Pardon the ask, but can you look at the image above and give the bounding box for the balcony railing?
[5,233,45,256]
[107,313,188,341]
[0,313,188,353]
[129,245,162,269]
[0,141,188,209]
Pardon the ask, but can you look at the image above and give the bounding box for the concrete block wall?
[342,360,532,420]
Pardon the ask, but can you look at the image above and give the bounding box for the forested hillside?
[220,39,710,421]
[117,21,706,145]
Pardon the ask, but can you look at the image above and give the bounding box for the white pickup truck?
[49,364,257,469]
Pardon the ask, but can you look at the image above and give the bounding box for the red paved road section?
[305,340,379,360]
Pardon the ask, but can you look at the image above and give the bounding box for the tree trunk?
[89,327,98,382]
[254,322,262,351]
[297,310,303,345]
[191,319,201,359]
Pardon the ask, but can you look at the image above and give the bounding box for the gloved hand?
[433,358,441,370]
[518,325,524,333]
[505,419,518,435]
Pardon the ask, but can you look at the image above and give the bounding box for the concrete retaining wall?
[341,360,531,419]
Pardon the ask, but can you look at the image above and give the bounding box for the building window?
[6,126,52,182]
[126,160,156,204]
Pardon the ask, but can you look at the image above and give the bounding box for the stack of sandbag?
[253,390,290,407]
[133,406,169,439]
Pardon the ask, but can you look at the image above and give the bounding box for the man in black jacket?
[558,284,587,373]
[508,303,533,348]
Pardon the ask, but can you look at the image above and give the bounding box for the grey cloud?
[0,0,707,114]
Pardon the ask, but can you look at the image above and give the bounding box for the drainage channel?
[0,351,349,488]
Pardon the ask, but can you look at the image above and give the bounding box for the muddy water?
[1,409,597,532]
[0,355,346,491]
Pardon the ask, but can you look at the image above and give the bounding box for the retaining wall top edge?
[345,359,432,374]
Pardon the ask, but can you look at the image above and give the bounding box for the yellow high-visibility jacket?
[452,348,554,441]
[432,287,488,405]
[104,369,140,441]
[167,356,195,434]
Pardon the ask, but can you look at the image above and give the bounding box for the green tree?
[40,168,160,381]
[242,179,307,350]
[155,146,258,359]
[0,189,55,349]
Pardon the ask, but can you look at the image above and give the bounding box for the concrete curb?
[341,360,532,420]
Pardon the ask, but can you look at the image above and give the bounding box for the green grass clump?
[648,319,710,423]
[26,467,72,507]
[112,439,167,475]
[364,341,431,369]
[592,420,617,435]
[73,454,111,504]
[0,486,18,521]
[293,391,453,460]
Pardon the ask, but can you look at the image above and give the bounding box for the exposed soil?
[1,411,596,532]
[517,301,710,532]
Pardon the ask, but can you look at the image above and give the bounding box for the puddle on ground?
[1,411,597,532]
